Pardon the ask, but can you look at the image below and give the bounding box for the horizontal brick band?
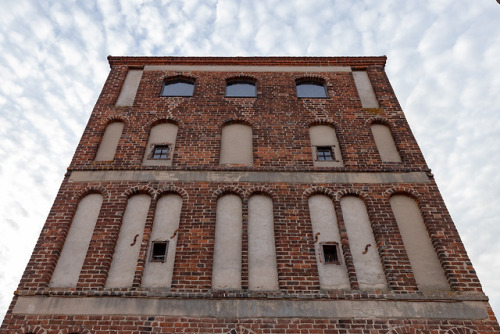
[13,296,488,320]
[69,170,430,184]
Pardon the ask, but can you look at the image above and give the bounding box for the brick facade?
[2,56,498,333]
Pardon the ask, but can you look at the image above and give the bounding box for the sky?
[0,0,499,322]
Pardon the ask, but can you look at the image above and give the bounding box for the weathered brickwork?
[2,57,498,333]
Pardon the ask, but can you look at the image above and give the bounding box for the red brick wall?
[2,57,498,333]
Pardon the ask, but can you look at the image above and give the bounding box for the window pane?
[161,81,194,96]
[225,82,256,97]
[317,146,334,161]
[296,82,327,98]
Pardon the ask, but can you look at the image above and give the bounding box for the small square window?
[151,145,170,159]
[316,146,335,161]
[150,241,169,262]
[321,242,340,264]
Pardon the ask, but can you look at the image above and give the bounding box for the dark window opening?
[161,80,195,97]
[225,81,256,97]
[316,146,335,161]
[296,81,328,98]
[151,145,170,159]
[150,241,169,262]
[321,243,340,264]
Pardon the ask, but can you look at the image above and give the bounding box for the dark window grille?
[161,80,195,97]
[317,146,334,161]
[296,81,327,98]
[152,145,170,159]
[321,243,340,264]
[225,81,257,97]
[150,241,169,263]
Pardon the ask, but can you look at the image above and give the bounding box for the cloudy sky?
[1,0,499,321]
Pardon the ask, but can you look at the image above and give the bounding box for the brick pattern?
[2,57,497,333]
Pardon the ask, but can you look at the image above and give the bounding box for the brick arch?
[224,74,258,82]
[366,116,392,127]
[302,186,335,200]
[225,325,257,334]
[15,325,47,334]
[122,185,156,199]
[143,116,182,131]
[212,186,245,200]
[73,186,108,204]
[157,185,189,201]
[100,115,128,127]
[387,326,426,334]
[305,118,340,130]
[294,75,326,83]
[444,327,478,334]
[58,327,92,334]
[245,186,277,201]
[163,74,197,83]
[335,188,370,202]
[221,117,254,129]
[384,187,422,202]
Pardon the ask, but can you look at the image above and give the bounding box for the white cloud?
[0,0,499,324]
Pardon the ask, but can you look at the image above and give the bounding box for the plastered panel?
[308,195,350,290]
[142,194,183,288]
[50,194,103,287]
[220,124,253,166]
[95,122,124,161]
[371,124,402,162]
[116,69,143,106]
[309,125,344,167]
[390,195,449,291]
[212,194,242,290]
[143,122,178,166]
[340,196,388,290]
[105,194,151,288]
[352,71,379,108]
[248,195,279,291]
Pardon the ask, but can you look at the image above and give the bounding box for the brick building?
[2,56,498,333]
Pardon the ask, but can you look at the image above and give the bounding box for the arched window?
[106,194,151,288]
[296,80,327,98]
[225,80,256,97]
[308,194,350,290]
[371,123,401,162]
[340,196,388,291]
[95,121,124,161]
[161,79,195,97]
[142,194,183,288]
[50,194,103,287]
[309,125,343,167]
[220,123,253,166]
[212,194,242,290]
[143,122,178,166]
[390,195,449,291]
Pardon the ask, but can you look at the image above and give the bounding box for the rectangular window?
[151,145,170,159]
[316,146,335,161]
[150,241,169,262]
[321,242,340,264]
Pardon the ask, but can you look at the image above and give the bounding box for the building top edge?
[107,55,387,69]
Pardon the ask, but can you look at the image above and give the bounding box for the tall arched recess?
[220,123,253,166]
[95,122,124,161]
[309,125,343,167]
[106,194,151,288]
[390,195,449,291]
[370,123,401,162]
[308,194,350,290]
[142,194,183,288]
[212,194,243,290]
[340,196,388,291]
[143,122,178,166]
[50,194,103,287]
[248,194,279,291]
